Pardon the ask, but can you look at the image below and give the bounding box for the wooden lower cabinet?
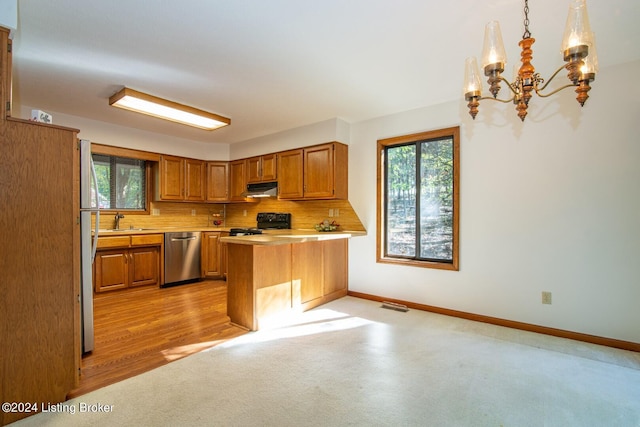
[292,238,348,310]
[202,231,228,279]
[95,250,128,292]
[94,236,161,292]
[221,233,229,279]
[227,238,348,330]
[321,238,348,296]
[293,240,323,304]
[227,243,292,331]
[95,246,159,292]
[130,247,160,287]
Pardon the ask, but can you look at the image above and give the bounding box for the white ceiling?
[10,0,640,145]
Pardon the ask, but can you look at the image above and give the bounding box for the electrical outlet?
[191,209,196,216]
[152,208,160,216]
[335,208,340,217]
[243,210,247,217]
[542,291,552,305]
[329,209,334,217]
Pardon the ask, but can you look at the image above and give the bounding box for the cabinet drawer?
[97,236,131,249]
[132,234,163,246]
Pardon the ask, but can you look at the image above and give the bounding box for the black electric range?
[229,212,292,236]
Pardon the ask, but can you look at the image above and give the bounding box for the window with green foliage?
[92,154,147,210]
[377,127,459,270]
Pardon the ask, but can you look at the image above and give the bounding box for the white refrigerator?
[79,139,100,353]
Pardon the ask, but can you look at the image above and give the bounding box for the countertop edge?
[221,230,367,246]
[96,228,367,242]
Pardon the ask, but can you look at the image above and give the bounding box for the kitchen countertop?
[220,229,366,245]
[96,227,230,236]
[96,227,367,243]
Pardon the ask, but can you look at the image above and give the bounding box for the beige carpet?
[13,296,640,426]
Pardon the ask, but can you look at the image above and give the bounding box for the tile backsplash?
[93,199,365,232]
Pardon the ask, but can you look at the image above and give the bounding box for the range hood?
[243,181,278,198]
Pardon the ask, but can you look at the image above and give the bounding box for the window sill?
[376,256,458,271]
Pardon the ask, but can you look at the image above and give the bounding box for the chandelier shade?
[481,21,507,70]
[562,0,594,54]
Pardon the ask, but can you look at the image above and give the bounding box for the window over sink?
[92,154,148,212]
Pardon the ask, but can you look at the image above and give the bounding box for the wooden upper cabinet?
[304,143,335,199]
[206,161,229,202]
[155,142,347,203]
[277,149,304,199]
[229,159,248,201]
[184,158,206,201]
[247,153,277,183]
[261,154,277,181]
[158,155,184,200]
[278,142,348,200]
[156,155,205,201]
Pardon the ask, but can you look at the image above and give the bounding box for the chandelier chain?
[522,0,531,39]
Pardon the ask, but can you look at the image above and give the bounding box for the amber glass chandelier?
[463,0,598,122]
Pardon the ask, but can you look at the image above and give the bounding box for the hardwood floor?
[68,280,246,398]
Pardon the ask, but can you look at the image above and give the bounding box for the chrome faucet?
[114,212,125,230]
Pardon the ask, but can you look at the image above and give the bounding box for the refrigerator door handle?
[90,154,100,264]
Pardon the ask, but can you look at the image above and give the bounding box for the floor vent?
[381,301,409,312]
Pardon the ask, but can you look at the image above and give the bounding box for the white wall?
[348,59,640,343]
[230,117,350,159]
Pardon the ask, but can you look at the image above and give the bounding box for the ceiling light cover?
[109,87,230,130]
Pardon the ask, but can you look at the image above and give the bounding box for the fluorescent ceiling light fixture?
[109,87,230,130]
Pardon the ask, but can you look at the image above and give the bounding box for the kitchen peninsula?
[222,230,365,331]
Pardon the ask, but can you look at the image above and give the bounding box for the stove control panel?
[256,212,291,229]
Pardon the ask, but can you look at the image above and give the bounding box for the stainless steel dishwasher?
[164,231,202,286]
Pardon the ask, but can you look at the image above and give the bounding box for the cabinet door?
[261,153,277,181]
[202,232,221,278]
[220,232,229,279]
[247,154,277,183]
[129,247,159,287]
[292,241,324,305]
[229,159,247,201]
[246,156,262,184]
[159,155,184,200]
[277,149,304,199]
[184,158,206,201]
[95,250,128,292]
[206,161,229,201]
[323,239,348,295]
[304,143,334,199]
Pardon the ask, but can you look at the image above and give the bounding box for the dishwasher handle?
[170,236,198,242]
